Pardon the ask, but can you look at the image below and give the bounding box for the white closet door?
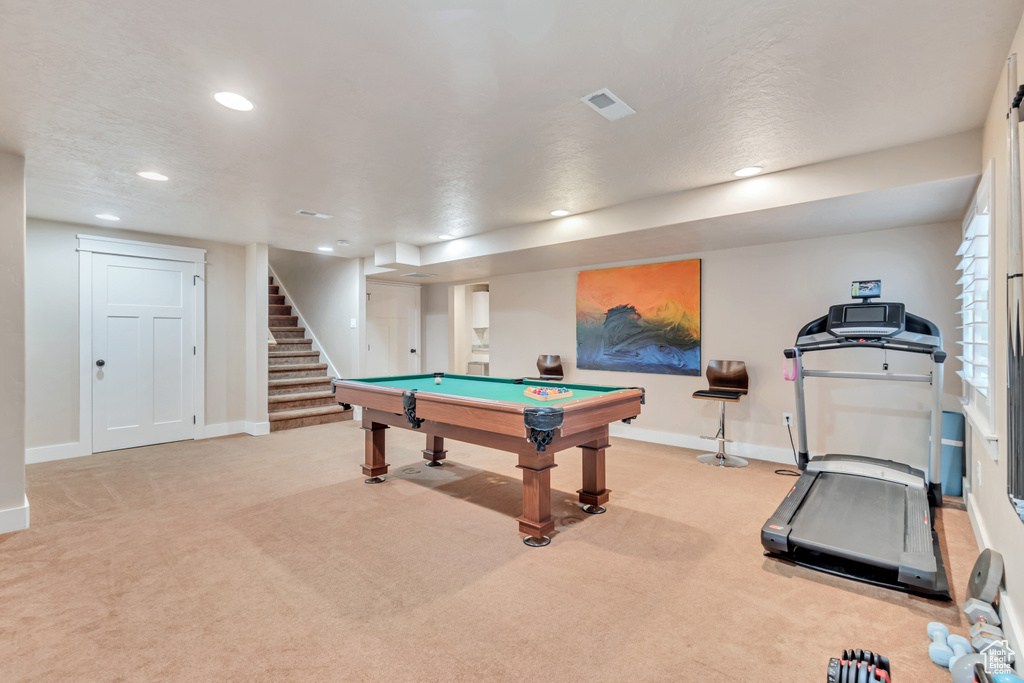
[366,282,420,376]
[92,254,195,452]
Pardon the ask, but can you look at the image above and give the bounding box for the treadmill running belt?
[789,473,906,569]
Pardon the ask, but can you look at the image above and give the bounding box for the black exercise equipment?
[761,287,951,599]
[827,649,891,683]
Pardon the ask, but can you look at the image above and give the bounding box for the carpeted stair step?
[268,376,334,395]
[269,350,321,366]
[269,304,292,316]
[269,315,298,327]
[269,294,285,305]
[268,363,328,379]
[269,404,352,432]
[268,276,274,285]
[269,326,306,339]
[268,390,337,412]
[268,285,279,295]
[271,339,313,353]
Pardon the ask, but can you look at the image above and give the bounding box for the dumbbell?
[964,597,1001,626]
[948,635,973,671]
[928,622,953,666]
[827,649,891,683]
[970,621,1004,650]
[950,653,985,683]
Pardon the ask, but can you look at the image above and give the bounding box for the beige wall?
[969,22,1024,653]
[25,219,247,449]
[268,248,362,379]
[0,151,26,528]
[489,222,961,469]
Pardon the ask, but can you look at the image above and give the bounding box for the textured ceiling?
[0,0,1021,258]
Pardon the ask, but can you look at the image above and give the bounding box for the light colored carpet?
[1,421,977,682]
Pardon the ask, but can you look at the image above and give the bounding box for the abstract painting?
[576,260,701,375]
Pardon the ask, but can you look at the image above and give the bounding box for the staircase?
[267,275,352,432]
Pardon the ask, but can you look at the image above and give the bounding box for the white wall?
[244,243,269,435]
[268,248,362,379]
[489,222,961,468]
[967,23,1024,656]
[422,282,449,373]
[0,151,27,533]
[25,219,248,454]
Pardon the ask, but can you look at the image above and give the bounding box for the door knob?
[96,359,105,367]
[410,349,417,353]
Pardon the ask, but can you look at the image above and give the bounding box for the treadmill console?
[825,302,906,339]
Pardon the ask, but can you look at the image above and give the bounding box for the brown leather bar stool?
[692,360,749,468]
[535,354,564,381]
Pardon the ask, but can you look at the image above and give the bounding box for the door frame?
[365,280,422,375]
[77,234,207,453]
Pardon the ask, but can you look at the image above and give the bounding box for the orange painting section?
[576,260,700,322]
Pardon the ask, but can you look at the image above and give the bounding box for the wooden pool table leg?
[422,435,447,467]
[578,428,611,514]
[515,450,557,547]
[361,420,389,484]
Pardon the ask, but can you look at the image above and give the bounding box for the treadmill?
[760,281,951,599]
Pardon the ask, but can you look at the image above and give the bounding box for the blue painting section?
[577,304,700,376]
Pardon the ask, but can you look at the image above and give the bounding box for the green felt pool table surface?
[351,374,627,405]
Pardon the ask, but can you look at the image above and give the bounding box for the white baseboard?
[26,441,91,465]
[28,421,249,463]
[244,421,270,436]
[198,421,246,439]
[965,489,1022,662]
[609,423,799,465]
[0,495,29,534]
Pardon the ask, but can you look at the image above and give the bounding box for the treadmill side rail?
[898,486,938,590]
[760,473,815,553]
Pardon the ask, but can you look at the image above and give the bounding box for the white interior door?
[366,282,420,376]
[92,254,195,452]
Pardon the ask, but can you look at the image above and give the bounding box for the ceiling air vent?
[296,209,334,219]
[581,88,636,122]
[400,272,436,278]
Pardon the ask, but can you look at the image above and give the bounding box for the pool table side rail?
[332,379,529,438]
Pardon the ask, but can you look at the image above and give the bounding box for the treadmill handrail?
[785,339,946,361]
[802,369,933,382]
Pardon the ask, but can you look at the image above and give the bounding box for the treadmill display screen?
[843,305,887,323]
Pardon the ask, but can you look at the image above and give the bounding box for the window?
[957,162,994,437]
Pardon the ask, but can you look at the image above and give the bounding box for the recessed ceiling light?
[136,171,168,181]
[336,240,350,247]
[733,166,763,178]
[438,234,455,240]
[550,209,570,217]
[96,214,120,221]
[214,92,254,111]
[318,246,334,252]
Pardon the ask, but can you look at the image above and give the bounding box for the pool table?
[332,373,645,546]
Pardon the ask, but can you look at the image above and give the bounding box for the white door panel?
[93,254,195,452]
[366,283,420,376]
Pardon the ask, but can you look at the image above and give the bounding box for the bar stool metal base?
[696,452,749,468]
[696,401,748,468]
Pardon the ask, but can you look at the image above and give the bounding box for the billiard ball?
[435,377,442,385]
